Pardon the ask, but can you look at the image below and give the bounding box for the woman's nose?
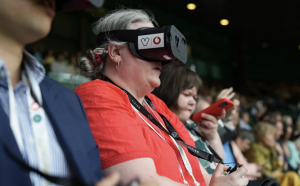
[189,99,196,106]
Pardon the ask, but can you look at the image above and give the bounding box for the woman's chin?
[150,79,161,88]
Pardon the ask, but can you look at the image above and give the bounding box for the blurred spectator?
[223,129,262,180]
[239,112,252,130]
[66,55,77,74]
[62,50,70,64]
[51,53,67,73]
[76,50,82,58]
[245,122,300,185]
[279,122,300,173]
[270,112,283,123]
[32,44,44,64]
[44,49,55,65]
[274,121,284,141]
[282,115,293,126]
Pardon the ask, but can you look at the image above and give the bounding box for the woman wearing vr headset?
[75,9,248,186]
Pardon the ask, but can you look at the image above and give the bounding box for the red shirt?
[75,80,206,186]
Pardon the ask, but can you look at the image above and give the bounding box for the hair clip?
[93,48,108,55]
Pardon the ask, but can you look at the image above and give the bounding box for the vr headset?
[96,25,188,65]
[55,0,104,11]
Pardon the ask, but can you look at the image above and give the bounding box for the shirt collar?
[0,50,45,88]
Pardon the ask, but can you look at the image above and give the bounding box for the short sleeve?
[75,80,156,169]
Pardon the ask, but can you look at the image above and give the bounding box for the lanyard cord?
[191,128,223,163]
[1,64,89,186]
[101,76,223,164]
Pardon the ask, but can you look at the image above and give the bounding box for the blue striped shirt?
[0,51,70,186]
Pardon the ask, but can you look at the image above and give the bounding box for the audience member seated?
[51,53,67,73]
[32,43,44,64]
[280,120,300,173]
[239,112,252,130]
[245,122,300,186]
[75,9,249,186]
[44,49,55,65]
[66,55,78,74]
[223,129,262,180]
[215,89,239,144]
[152,65,224,175]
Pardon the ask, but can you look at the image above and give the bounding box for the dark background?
[28,0,300,101]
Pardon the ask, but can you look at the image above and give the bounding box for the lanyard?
[101,76,222,185]
[101,76,222,164]
[143,100,200,186]
[5,64,88,186]
[8,65,52,185]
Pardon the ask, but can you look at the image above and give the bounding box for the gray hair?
[237,129,255,142]
[77,9,156,80]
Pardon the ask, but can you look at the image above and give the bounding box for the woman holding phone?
[152,65,226,177]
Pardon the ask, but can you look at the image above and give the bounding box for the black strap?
[191,128,223,162]
[96,30,140,46]
[101,76,222,164]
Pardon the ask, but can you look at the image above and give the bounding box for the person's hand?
[209,164,249,186]
[96,172,120,186]
[256,164,264,172]
[197,110,225,141]
[216,88,237,121]
[216,87,235,102]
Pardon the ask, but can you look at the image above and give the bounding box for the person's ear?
[107,43,122,65]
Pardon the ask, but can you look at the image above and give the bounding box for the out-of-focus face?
[236,137,252,152]
[118,21,162,91]
[284,126,293,140]
[0,0,55,45]
[172,87,197,123]
[232,110,240,127]
[261,132,276,149]
[275,121,283,140]
[275,114,282,122]
[242,114,249,123]
[285,117,293,126]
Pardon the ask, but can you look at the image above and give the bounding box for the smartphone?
[192,98,234,122]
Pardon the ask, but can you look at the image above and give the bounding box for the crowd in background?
[29,42,300,185]
[28,44,81,75]
[193,79,300,184]
[4,1,300,185]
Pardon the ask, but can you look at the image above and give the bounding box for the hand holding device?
[192,98,234,123]
[227,163,241,174]
[210,164,248,186]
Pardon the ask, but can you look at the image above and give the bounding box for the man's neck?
[0,32,24,88]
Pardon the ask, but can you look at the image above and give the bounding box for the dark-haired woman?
[152,65,225,178]
[280,116,300,173]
